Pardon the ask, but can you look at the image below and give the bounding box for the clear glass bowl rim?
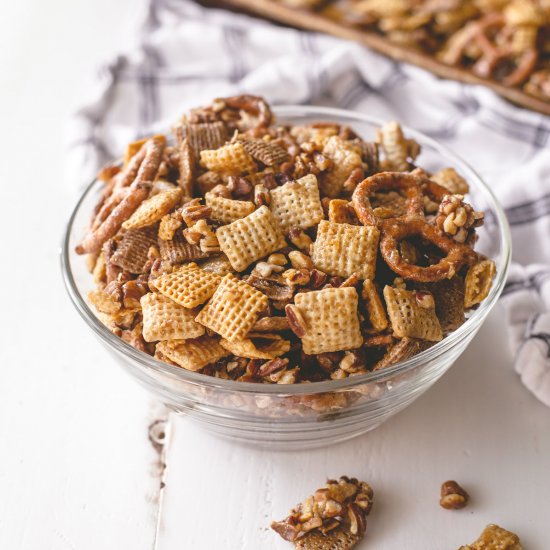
[60,104,511,396]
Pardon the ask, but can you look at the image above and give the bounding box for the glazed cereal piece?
[110,226,158,274]
[269,174,324,231]
[180,121,228,157]
[321,136,363,197]
[88,288,122,315]
[328,199,359,225]
[372,337,432,371]
[431,167,469,195]
[205,192,255,224]
[290,124,339,147]
[200,142,257,175]
[141,293,205,342]
[216,205,287,272]
[150,263,222,308]
[376,121,419,172]
[459,524,523,550]
[234,135,290,166]
[362,280,388,332]
[464,260,496,308]
[220,333,290,359]
[123,137,148,167]
[383,286,443,341]
[195,273,269,342]
[271,476,373,550]
[158,210,183,241]
[122,187,183,230]
[158,233,209,264]
[424,276,465,332]
[293,287,363,354]
[156,336,229,372]
[311,220,380,280]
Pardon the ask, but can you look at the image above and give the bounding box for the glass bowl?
[61,105,511,450]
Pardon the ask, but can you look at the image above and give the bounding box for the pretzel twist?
[351,172,429,226]
[219,94,273,129]
[444,13,538,88]
[76,136,165,255]
[380,218,477,282]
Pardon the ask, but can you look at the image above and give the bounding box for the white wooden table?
[1,1,549,549]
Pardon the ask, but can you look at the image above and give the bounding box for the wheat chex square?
[383,286,442,341]
[205,192,255,224]
[311,220,379,280]
[294,287,363,354]
[216,205,286,272]
[269,174,324,231]
[141,293,205,342]
[150,262,222,308]
[195,273,269,342]
[156,336,229,371]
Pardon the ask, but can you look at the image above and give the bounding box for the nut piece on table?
[271,476,374,550]
[459,524,523,550]
[440,480,469,510]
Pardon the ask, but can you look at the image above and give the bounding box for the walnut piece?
[440,480,469,510]
[435,194,484,243]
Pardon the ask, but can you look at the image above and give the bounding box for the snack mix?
[271,476,374,549]
[272,0,550,102]
[459,524,523,549]
[78,95,495,384]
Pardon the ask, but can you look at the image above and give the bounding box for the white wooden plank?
[157,307,550,549]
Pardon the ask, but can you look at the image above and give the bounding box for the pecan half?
[227,175,253,200]
[285,304,307,338]
[181,198,211,226]
[252,316,290,332]
[258,358,288,378]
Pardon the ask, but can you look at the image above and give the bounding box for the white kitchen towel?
[66,0,550,406]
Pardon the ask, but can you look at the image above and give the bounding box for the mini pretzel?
[90,144,150,230]
[380,218,477,282]
[440,13,504,66]
[443,13,538,88]
[352,172,426,226]
[76,136,165,255]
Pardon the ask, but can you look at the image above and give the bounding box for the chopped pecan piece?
[247,273,295,302]
[440,480,469,510]
[271,476,374,548]
[252,316,290,332]
[181,198,211,226]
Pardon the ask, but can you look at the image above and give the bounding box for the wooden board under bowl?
[213,0,550,116]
